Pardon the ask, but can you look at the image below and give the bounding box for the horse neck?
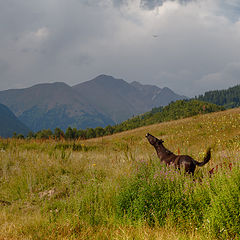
[154,143,174,158]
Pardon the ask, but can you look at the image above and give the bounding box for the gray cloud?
[140,0,194,9]
[0,0,240,96]
[197,62,240,92]
[111,0,194,9]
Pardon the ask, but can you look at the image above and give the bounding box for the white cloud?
[17,27,50,50]
[33,27,50,41]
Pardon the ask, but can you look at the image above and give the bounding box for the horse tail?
[194,148,211,167]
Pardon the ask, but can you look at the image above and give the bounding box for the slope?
[0,82,114,131]
[130,81,187,108]
[73,75,186,123]
[0,103,30,138]
[0,75,187,131]
[197,84,240,108]
[0,107,239,239]
[69,99,225,139]
[73,75,149,123]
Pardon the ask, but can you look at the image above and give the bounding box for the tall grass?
[0,108,240,239]
[116,159,239,239]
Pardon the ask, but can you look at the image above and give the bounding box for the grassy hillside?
[113,99,224,133]
[0,108,240,239]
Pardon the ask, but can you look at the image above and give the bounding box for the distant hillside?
[197,85,240,109]
[113,99,225,133]
[0,103,30,138]
[73,75,186,123]
[130,81,187,108]
[73,75,148,123]
[31,99,224,140]
[0,75,185,131]
[0,82,114,131]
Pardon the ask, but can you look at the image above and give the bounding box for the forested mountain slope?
[197,85,240,109]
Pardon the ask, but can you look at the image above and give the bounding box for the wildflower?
[92,163,96,167]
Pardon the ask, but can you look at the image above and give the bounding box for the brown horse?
[146,133,211,175]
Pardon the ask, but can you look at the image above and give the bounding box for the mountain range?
[0,103,30,138]
[0,75,186,132]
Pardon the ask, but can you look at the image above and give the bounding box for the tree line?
[197,84,240,109]
[13,99,224,140]
[13,125,114,140]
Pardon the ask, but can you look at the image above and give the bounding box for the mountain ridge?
[0,75,186,131]
[72,75,150,123]
[0,80,115,131]
[0,103,30,138]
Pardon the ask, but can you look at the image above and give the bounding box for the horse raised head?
[146,133,211,175]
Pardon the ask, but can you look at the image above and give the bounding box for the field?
[0,108,240,240]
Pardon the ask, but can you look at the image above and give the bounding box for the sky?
[0,0,240,96]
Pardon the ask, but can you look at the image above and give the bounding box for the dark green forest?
[197,85,240,109]
[18,100,224,140]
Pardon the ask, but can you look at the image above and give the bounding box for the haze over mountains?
[0,103,30,138]
[0,75,186,132]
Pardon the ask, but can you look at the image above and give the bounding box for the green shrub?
[203,167,240,239]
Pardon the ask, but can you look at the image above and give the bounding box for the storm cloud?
[0,0,240,96]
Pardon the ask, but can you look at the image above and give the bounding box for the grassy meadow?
[0,108,240,240]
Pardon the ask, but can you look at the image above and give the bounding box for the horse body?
[146,133,211,175]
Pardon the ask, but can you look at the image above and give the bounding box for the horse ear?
[160,139,164,143]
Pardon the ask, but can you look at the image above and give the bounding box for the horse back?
[174,155,196,174]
